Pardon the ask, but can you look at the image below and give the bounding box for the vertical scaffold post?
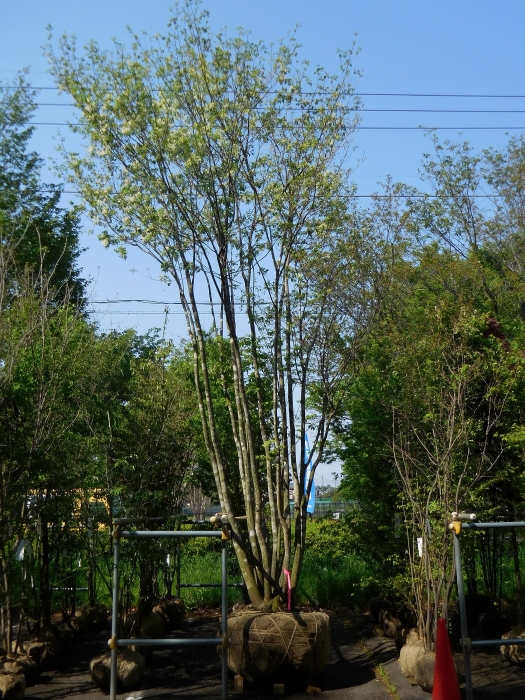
[176,536,181,598]
[110,524,120,700]
[453,527,473,700]
[221,521,229,700]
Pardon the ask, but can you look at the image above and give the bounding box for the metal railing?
[451,513,525,700]
[109,517,231,700]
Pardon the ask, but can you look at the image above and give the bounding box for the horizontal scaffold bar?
[120,530,223,538]
[116,638,220,646]
[471,638,525,648]
[114,517,166,524]
[462,522,525,530]
[51,587,88,591]
[179,583,243,588]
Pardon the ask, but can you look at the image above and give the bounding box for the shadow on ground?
[23,607,525,700]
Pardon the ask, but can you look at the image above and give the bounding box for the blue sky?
[2,1,525,480]
[2,0,525,336]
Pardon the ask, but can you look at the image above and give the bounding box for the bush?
[289,519,379,608]
[304,518,359,566]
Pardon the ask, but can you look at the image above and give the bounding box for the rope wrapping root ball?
[226,611,330,684]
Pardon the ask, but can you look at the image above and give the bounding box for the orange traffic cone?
[432,617,461,700]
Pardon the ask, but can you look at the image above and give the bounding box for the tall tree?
[47,1,374,607]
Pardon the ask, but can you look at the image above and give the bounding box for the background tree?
[0,76,90,643]
[0,75,85,307]
[336,139,525,648]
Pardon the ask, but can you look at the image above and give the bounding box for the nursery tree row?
[4,1,525,652]
[0,77,215,647]
[335,135,525,648]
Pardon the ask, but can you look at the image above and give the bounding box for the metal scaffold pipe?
[108,519,232,700]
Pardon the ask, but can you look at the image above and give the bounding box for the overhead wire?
[90,310,214,315]
[12,89,525,129]
[14,89,525,198]
[31,104,525,113]
[35,190,513,198]
[23,122,525,130]
[6,86,525,97]
[90,299,214,304]
[7,85,523,324]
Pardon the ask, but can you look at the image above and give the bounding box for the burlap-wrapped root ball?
[413,650,461,693]
[89,650,145,691]
[0,654,39,686]
[75,603,108,632]
[153,597,185,630]
[227,611,330,684]
[399,631,425,683]
[22,634,61,671]
[0,671,25,700]
[501,628,525,665]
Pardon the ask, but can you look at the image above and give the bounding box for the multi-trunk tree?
[47,1,376,607]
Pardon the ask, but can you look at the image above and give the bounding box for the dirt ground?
[22,608,525,700]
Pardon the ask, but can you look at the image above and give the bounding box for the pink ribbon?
[283,568,291,611]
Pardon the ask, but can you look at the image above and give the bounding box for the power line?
[329,92,525,98]
[90,310,214,315]
[7,86,525,98]
[361,126,523,130]
[90,299,214,305]
[24,122,525,130]
[32,104,525,113]
[36,189,513,198]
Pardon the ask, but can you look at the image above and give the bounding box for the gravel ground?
[21,608,525,699]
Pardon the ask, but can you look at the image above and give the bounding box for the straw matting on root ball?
[89,650,145,691]
[227,611,330,685]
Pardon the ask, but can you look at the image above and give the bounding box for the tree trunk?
[41,519,51,628]
[511,528,524,625]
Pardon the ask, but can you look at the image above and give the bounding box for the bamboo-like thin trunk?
[511,528,524,624]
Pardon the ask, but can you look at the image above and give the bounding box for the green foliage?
[4,5,525,642]
[335,136,525,645]
[0,75,85,306]
[296,553,378,609]
[177,551,243,608]
[110,345,209,518]
[304,518,358,566]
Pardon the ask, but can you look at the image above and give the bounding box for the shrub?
[304,518,359,566]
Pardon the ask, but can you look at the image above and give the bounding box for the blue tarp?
[304,434,316,514]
